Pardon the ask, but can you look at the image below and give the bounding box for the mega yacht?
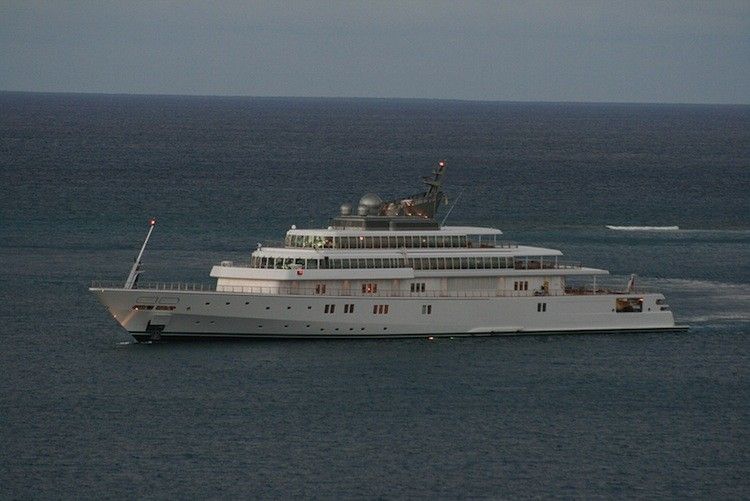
[91,162,687,341]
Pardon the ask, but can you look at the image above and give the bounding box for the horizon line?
[1,89,748,107]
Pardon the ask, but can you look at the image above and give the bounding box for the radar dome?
[359,193,383,215]
[340,203,352,216]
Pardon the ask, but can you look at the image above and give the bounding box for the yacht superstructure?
[91,162,686,341]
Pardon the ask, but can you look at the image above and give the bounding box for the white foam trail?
[680,314,750,323]
[606,225,680,231]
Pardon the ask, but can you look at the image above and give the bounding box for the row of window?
[285,234,472,249]
[323,303,434,315]
[410,282,426,293]
[250,255,556,271]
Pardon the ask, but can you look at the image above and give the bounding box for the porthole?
[287,306,291,310]
[307,306,312,309]
[284,325,288,328]
[306,324,310,327]
[205,302,210,305]
[335,328,339,331]
[245,301,249,305]
[225,302,230,305]
[186,306,191,311]
[361,327,365,331]
[265,306,270,310]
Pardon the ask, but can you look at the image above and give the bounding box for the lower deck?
[91,287,684,341]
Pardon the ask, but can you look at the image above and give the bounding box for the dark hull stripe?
[131,326,689,342]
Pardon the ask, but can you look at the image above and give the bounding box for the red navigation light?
[149,218,156,226]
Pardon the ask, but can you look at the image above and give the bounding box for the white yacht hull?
[91,287,687,341]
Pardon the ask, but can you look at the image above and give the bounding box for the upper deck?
[283,225,505,250]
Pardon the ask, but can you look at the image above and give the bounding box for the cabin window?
[537,302,547,312]
[362,283,378,294]
[421,304,432,315]
[514,281,529,291]
[344,304,355,313]
[373,304,390,314]
[616,297,643,313]
[315,284,326,295]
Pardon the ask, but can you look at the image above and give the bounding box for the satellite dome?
[359,193,383,215]
[359,193,383,208]
[357,205,369,216]
[340,203,352,216]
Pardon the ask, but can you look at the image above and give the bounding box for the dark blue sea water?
[1,92,748,498]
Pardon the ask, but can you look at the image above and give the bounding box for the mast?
[124,218,156,289]
[422,160,447,216]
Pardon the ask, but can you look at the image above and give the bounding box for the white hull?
[91,287,686,341]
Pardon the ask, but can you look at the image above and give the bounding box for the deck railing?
[90,280,650,297]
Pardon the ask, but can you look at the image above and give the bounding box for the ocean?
[1,92,748,498]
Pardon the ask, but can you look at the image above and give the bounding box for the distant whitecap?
[605,225,680,231]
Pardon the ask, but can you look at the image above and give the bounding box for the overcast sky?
[1,1,748,104]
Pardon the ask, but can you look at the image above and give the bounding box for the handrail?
[90,280,653,297]
[224,259,583,271]
[266,240,521,250]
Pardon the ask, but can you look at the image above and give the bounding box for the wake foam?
[606,225,680,231]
